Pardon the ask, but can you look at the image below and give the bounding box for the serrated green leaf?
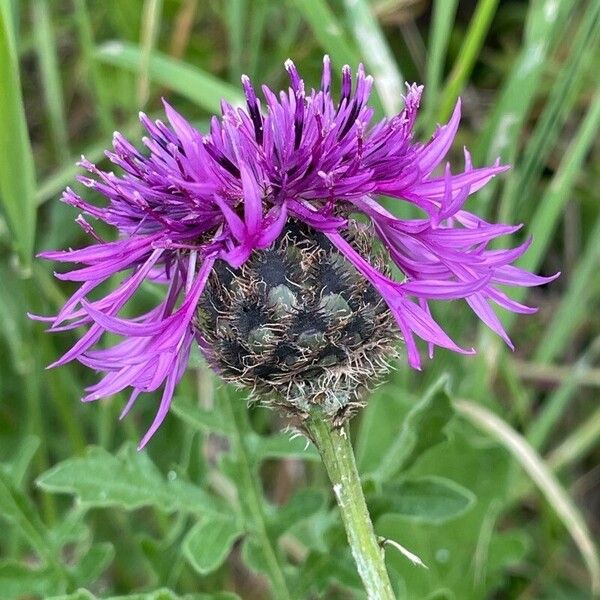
[366,425,513,597]
[373,375,454,481]
[0,562,64,600]
[183,514,243,575]
[371,476,476,524]
[36,444,227,516]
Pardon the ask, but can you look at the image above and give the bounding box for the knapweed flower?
[36,57,556,447]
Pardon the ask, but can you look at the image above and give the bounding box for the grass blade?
[437,0,500,122]
[547,407,600,472]
[499,0,600,224]
[473,0,575,207]
[35,118,142,207]
[73,0,115,134]
[455,399,600,596]
[518,83,600,277]
[0,2,36,270]
[226,0,246,82]
[526,339,600,452]
[288,0,360,67]
[421,0,458,128]
[137,0,163,107]
[534,212,600,364]
[31,0,70,162]
[343,0,403,116]
[96,40,243,112]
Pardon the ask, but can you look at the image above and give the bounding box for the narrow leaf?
[0,3,36,268]
[288,0,360,68]
[343,0,403,115]
[96,41,243,112]
[0,469,55,564]
[455,399,600,595]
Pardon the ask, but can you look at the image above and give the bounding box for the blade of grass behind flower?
[473,0,575,209]
[516,82,600,278]
[288,0,361,68]
[248,0,268,78]
[534,213,600,364]
[96,41,243,112]
[73,0,115,134]
[137,0,163,107]
[526,338,600,452]
[31,0,70,162]
[0,2,36,270]
[342,0,404,116]
[547,407,600,473]
[35,117,142,206]
[7,0,19,38]
[421,0,458,129]
[227,0,246,82]
[455,399,600,596]
[499,0,600,225]
[492,79,600,338]
[436,0,500,123]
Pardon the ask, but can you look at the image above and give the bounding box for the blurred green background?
[0,0,599,598]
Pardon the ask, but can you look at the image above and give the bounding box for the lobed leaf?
[183,514,243,575]
[0,562,63,600]
[372,374,455,481]
[370,476,476,524]
[36,444,228,516]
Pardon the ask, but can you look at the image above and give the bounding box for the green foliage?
[1,0,599,598]
[0,2,36,269]
[370,476,476,524]
[371,374,455,480]
[183,515,243,575]
[37,444,227,515]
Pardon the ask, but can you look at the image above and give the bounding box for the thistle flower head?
[36,56,557,446]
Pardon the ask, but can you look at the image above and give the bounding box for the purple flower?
[35,57,556,447]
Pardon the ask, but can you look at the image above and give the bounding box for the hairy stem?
[306,416,395,599]
[223,396,292,600]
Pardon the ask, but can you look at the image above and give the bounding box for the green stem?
[223,396,292,600]
[306,416,395,600]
